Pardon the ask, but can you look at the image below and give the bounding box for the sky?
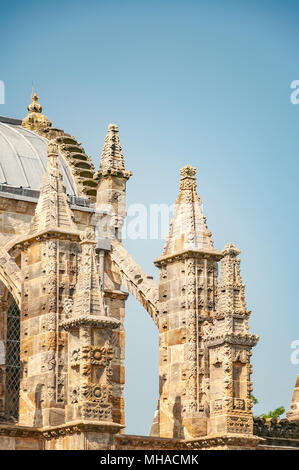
[1,0,299,435]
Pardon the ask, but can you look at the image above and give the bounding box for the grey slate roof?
[0,116,77,196]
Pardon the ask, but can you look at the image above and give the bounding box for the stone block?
[15,437,42,450]
[0,436,15,450]
[42,407,65,427]
[170,344,184,364]
[112,364,125,384]
[182,415,207,438]
[27,354,42,377]
[28,244,41,265]
[167,327,186,346]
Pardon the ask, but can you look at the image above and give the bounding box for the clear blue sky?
[1,0,299,434]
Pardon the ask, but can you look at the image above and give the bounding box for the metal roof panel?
[0,121,77,195]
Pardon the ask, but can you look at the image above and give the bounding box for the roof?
[0,116,77,196]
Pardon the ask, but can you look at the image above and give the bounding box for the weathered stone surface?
[0,99,296,450]
[22,93,52,131]
[152,168,223,440]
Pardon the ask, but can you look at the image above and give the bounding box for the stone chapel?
[0,94,298,450]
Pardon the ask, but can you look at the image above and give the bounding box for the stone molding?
[154,248,223,266]
[60,315,120,330]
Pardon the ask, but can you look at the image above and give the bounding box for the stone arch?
[0,247,21,307]
[104,240,160,433]
[109,240,159,326]
[124,293,159,435]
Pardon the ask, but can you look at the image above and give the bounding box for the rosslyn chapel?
[0,94,298,450]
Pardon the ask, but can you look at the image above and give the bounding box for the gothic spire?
[22,92,52,131]
[162,164,215,257]
[216,243,248,315]
[28,142,78,236]
[97,123,132,179]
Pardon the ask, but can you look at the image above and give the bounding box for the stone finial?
[96,123,132,179]
[22,92,52,131]
[28,92,42,113]
[179,164,197,191]
[222,243,241,258]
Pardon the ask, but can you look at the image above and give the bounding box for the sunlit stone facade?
[0,95,297,450]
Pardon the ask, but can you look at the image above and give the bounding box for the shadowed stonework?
[0,95,297,450]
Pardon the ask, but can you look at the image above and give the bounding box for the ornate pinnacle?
[22,91,52,131]
[28,92,42,113]
[96,123,132,179]
[100,123,124,170]
[160,164,217,256]
[26,140,78,236]
[217,242,247,315]
[72,228,106,318]
[180,164,196,180]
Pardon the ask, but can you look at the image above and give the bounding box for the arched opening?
[0,282,21,422]
[124,294,159,435]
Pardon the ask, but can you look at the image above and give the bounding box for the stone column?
[152,165,222,439]
[18,237,70,427]
[12,141,80,427]
[59,229,124,448]
[203,244,259,436]
[153,252,220,439]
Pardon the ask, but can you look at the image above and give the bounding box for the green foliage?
[250,394,258,405]
[250,394,285,420]
[261,406,285,420]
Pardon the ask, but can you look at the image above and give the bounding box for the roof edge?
[0,116,22,125]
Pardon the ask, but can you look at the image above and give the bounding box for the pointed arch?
[0,247,21,307]
[109,240,159,325]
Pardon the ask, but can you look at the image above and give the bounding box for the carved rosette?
[75,331,114,422]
